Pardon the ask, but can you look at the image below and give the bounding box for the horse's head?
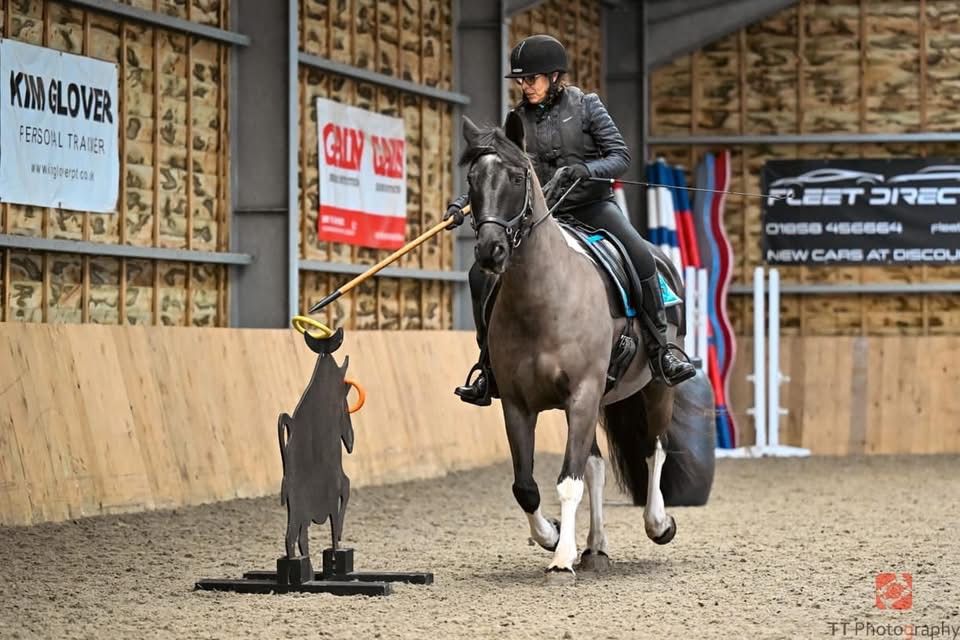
[460,112,539,274]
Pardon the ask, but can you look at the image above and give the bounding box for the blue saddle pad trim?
[659,272,681,306]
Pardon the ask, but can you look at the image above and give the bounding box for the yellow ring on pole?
[345,378,365,414]
[291,314,334,339]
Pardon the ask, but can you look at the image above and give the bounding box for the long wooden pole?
[308,205,471,314]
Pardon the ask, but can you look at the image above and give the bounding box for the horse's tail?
[600,369,717,507]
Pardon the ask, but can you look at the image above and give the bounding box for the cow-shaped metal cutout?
[278,351,354,559]
[195,327,432,597]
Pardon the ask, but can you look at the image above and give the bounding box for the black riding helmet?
[505,34,567,78]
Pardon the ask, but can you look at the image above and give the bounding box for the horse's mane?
[458,124,530,172]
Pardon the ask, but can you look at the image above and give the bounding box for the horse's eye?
[512,174,524,185]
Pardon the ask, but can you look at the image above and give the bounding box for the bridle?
[468,147,552,250]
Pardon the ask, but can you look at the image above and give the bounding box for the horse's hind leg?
[641,383,678,544]
[502,400,559,552]
[578,438,611,571]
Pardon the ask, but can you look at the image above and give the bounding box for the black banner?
[761,158,960,265]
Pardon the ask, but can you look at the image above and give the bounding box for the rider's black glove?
[443,193,470,229]
[544,163,590,208]
[556,163,590,185]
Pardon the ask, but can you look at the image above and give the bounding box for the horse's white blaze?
[526,507,559,549]
[548,477,584,571]
[644,437,670,538]
[584,455,607,553]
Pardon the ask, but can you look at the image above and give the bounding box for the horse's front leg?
[577,437,611,572]
[502,400,560,552]
[548,380,603,582]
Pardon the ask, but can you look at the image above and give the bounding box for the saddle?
[556,216,682,324]
[557,216,684,393]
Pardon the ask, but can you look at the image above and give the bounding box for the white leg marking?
[526,507,559,549]
[548,477,583,571]
[644,437,670,539]
[584,455,607,554]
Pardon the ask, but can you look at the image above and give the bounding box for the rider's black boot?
[454,353,495,406]
[455,265,499,406]
[639,273,696,387]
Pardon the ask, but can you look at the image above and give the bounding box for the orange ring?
[345,378,365,414]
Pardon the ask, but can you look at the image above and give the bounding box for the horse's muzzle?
[475,235,508,274]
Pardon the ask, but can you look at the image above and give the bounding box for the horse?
[460,112,696,583]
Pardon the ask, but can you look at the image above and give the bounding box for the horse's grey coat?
[461,113,684,575]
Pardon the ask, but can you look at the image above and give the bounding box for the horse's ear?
[462,115,482,148]
[504,111,525,151]
[339,355,349,377]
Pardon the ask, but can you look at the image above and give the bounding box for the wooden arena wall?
[0,0,232,327]
[649,0,960,337]
[297,0,457,330]
[508,0,604,102]
[2,323,958,527]
[0,323,572,527]
[727,336,960,456]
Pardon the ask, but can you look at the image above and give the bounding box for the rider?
[446,34,696,406]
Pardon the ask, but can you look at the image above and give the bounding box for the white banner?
[315,97,407,250]
[0,38,119,213]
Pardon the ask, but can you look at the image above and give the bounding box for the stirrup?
[454,362,492,406]
[651,343,696,387]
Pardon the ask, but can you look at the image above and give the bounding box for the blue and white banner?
[0,38,120,213]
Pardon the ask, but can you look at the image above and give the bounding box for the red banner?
[315,97,407,250]
[318,204,407,250]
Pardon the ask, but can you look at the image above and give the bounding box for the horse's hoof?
[650,515,677,545]
[543,566,576,586]
[576,549,611,572]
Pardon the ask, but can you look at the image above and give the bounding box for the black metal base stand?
[195,548,433,597]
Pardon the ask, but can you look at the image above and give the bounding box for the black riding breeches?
[563,198,656,280]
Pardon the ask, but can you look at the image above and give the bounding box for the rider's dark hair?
[518,72,567,110]
[544,73,567,106]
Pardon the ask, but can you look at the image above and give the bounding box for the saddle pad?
[560,226,635,317]
[559,225,682,312]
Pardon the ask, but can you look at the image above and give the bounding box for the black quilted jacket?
[513,85,631,211]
